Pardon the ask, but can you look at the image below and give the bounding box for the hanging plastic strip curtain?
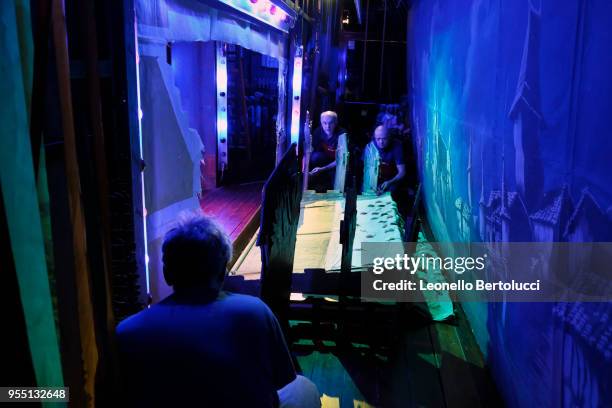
[0,0,64,389]
[135,0,288,61]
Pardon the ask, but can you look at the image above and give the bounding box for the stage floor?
[293,305,501,407]
[200,181,263,263]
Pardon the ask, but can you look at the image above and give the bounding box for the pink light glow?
[224,0,290,31]
[270,5,284,23]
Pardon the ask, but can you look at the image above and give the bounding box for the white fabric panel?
[275,58,288,162]
[135,0,287,61]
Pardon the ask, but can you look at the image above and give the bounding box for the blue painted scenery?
[407,0,612,406]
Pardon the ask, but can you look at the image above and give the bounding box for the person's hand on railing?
[379,180,392,193]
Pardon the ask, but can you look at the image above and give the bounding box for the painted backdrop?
[408,0,612,406]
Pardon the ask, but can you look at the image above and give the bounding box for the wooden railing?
[257,143,302,326]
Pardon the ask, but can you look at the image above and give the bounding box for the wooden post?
[308,8,321,119]
[339,183,357,296]
[29,0,51,176]
[51,0,98,403]
[258,145,302,332]
[302,111,313,191]
[82,0,118,402]
[238,55,252,160]
[378,0,388,95]
[361,0,370,93]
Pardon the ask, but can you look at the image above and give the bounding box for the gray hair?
[161,213,232,289]
[320,111,338,122]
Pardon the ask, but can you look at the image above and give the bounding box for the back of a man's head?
[161,213,232,291]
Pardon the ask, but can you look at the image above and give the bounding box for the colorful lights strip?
[217,0,294,33]
[134,19,150,298]
[289,46,303,145]
[216,43,229,171]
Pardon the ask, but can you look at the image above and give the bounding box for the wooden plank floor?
[200,182,263,241]
[199,182,263,265]
[292,304,502,408]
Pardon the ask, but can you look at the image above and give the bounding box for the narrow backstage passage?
[2,0,611,407]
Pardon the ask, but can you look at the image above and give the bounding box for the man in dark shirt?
[116,214,320,407]
[308,111,347,191]
[372,125,406,194]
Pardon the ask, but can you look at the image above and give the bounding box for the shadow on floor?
[291,305,503,408]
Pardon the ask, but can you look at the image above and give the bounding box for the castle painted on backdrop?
[422,2,612,369]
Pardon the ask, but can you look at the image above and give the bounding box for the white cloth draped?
[136,0,288,61]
